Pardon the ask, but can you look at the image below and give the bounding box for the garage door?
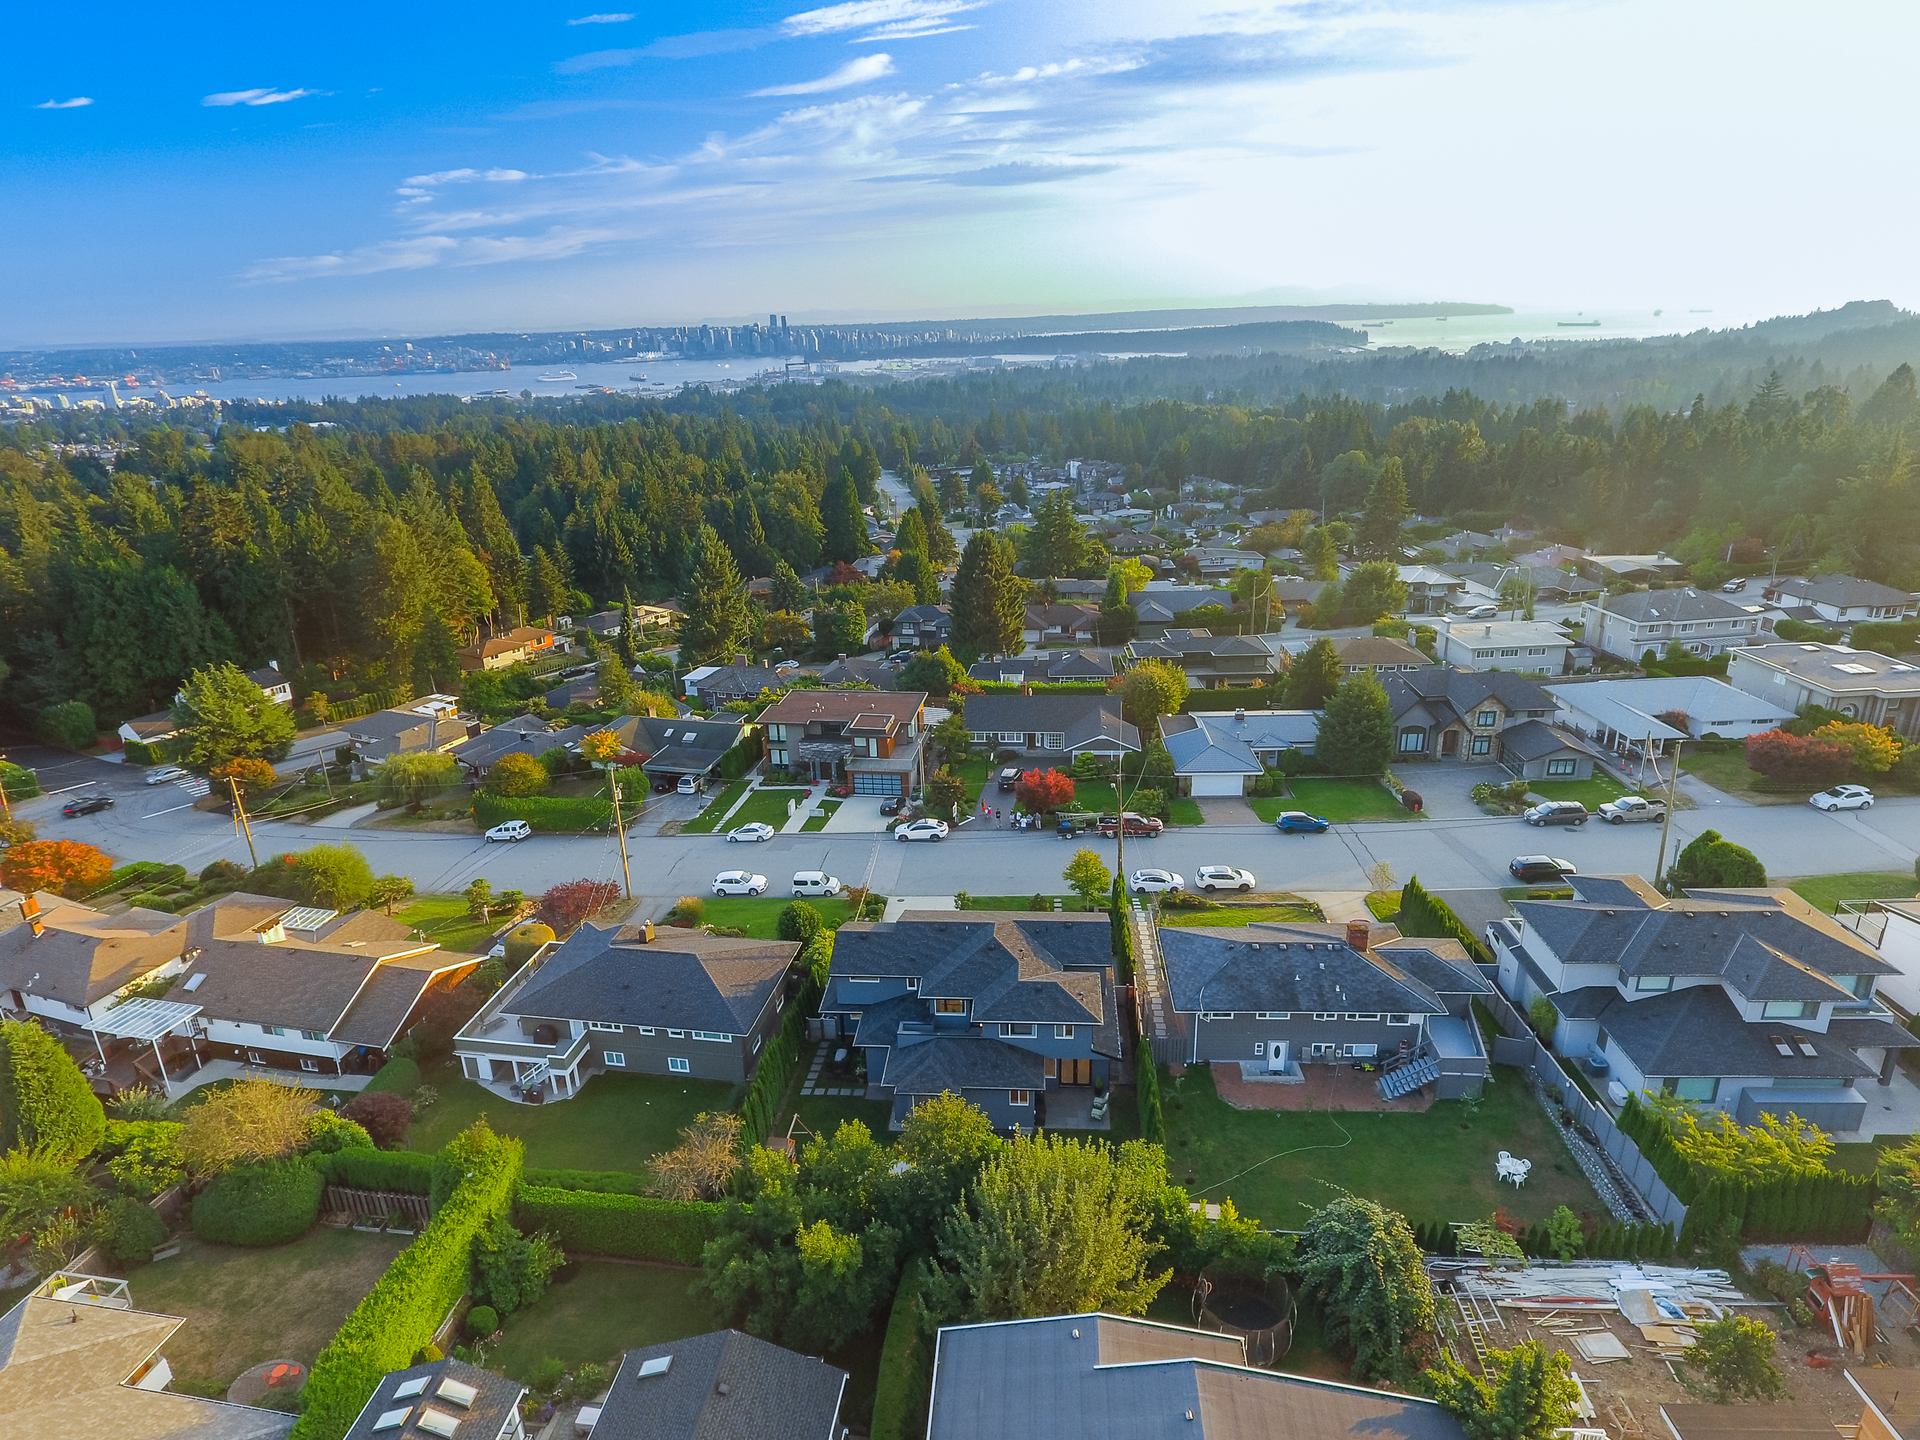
[1189,773,1245,797]
[852,773,903,796]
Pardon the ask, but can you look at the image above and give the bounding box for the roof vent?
[1234,707,1245,720]
[1072,1328,1081,1339]
[716,1382,730,1396]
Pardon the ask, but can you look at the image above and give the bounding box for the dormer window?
[1634,975,1673,992]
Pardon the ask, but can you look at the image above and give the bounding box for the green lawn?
[679,780,753,834]
[725,786,812,831]
[1786,872,1917,913]
[961,894,1095,912]
[688,894,867,938]
[397,894,503,956]
[1250,779,1411,824]
[493,1261,721,1384]
[405,1062,735,1171]
[1159,1063,1601,1228]
[1527,774,1634,810]
[1831,1139,1903,1177]
[950,754,993,809]
[1161,902,1322,928]
[1680,747,1804,804]
[1167,798,1206,826]
[801,800,840,832]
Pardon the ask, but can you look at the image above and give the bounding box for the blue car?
[1274,810,1330,834]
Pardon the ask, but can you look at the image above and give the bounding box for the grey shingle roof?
[1599,588,1752,625]
[1380,668,1555,726]
[1372,938,1494,997]
[0,901,186,1009]
[1557,985,1876,1081]
[1499,719,1597,763]
[509,924,798,1033]
[883,1034,1045,1094]
[1771,574,1915,610]
[1159,925,1449,1016]
[1159,711,1318,776]
[595,1330,846,1440]
[964,694,1139,751]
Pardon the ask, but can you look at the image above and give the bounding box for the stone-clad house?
[820,911,1120,1131]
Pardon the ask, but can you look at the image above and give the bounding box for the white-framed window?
[1001,1023,1037,1038]
[604,1052,626,1067]
[906,977,919,990]
[692,1031,731,1043]
[1255,1011,1289,1020]
[1545,758,1577,776]
[1253,1041,1265,1056]
[752,1034,763,1053]
[1387,1013,1413,1025]
[1313,1011,1337,1021]
[1499,648,1519,658]
[1200,1011,1235,1021]
[638,1026,656,1035]
[1679,623,1695,633]
[1054,1024,1075,1039]
[302,1029,326,1041]
[1009,1089,1032,1106]
[1398,728,1426,752]
[246,1050,264,1064]
[1041,732,1065,750]
[1762,1000,1817,1019]
[264,1024,286,1036]
[1473,649,1493,660]
[667,1029,686,1038]
[300,1058,319,1072]
[668,1057,690,1073]
[1635,975,1673,992]
[588,1021,623,1032]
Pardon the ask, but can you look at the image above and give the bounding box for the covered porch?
[81,999,208,1101]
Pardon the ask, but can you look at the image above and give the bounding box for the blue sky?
[10,0,1919,344]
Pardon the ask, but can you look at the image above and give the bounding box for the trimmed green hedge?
[1397,876,1491,964]
[0,760,43,799]
[870,1263,934,1440]
[474,793,614,833]
[293,1123,524,1440]
[312,1147,436,1194]
[717,730,763,780]
[1109,877,1134,983]
[521,1167,651,1195]
[1135,1048,1165,1145]
[192,1158,326,1246]
[1411,1218,1676,1261]
[361,1058,421,1095]
[512,1185,721,1264]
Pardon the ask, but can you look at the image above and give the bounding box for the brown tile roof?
[0,903,187,1009]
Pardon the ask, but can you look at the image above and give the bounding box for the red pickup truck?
[1097,812,1163,838]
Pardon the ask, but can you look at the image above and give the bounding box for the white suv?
[712,870,768,896]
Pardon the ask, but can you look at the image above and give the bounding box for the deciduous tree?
[487,752,549,797]
[369,874,415,915]
[1425,1340,1581,1440]
[1015,768,1075,814]
[1315,672,1393,776]
[1680,1315,1785,1403]
[648,1112,746,1201]
[1745,728,1857,786]
[899,646,968,697]
[375,750,459,809]
[211,756,279,800]
[538,878,621,933]
[1297,1192,1436,1383]
[1063,848,1112,906]
[1119,659,1188,728]
[179,1077,317,1175]
[0,839,112,895]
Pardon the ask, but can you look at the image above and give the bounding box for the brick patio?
[1211,1060,1436,1113]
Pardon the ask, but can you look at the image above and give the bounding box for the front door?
[1440,729,1460,757]
[1056,1057,1091,1086]
[1267,1040,1289,1074]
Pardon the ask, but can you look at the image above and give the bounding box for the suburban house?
[967,649,1115,684]
[1381,668,1577,769]
[1762,575,1919,626]
[1436,529,1498,559]
[1834,900,1920,1022]
[606,713,750,787]
[457,625,562,672]
[1432,619,1574,675]
[1397,565,1470,615]
[1726,642,1920,739]
[963,693,1139,765]
[343,1357,526,1440]
[821,911,1120,1131]
[1544,675,1795,755]
[758,688,928,796]
[1328,634,1431,674]
[1132,584,1234,638]
[341,696,471,766]
[1022,602,1102,649]
[888,603,953,651]
[1124,630,1277,689]
[541,674,603,711]
[590,1331,847,1440]
[116,662,293,752]
[929,1313,1468,1440]
[681,658,791,708]
[0,894,197,1040]
[1580,553,1687,584]
[457,716,588,779]
[455,922,800,1097]
[1488,875,1915,1130]
[1161,918,1492,1098]
[1267,578,1327,616]
[816,654,897,689]
[1446,561,1600,605]
[1190,545,1265,580]
[0,1273,297,1440]
[1581,588,1762,661]
[1158,710,1318,796]
[581,602,680,642]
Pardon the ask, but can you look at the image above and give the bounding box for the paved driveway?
[1398,763,1513,819]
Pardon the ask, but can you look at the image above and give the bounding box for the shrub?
[471,1213,565,1314]
[1014,768,1075,814]
[1670,829,1766,888]
[1746,729,1856,787]
[486,752,550,797]
[537,879,620,933]
[342,1092,414,1149]
[94,1195,168,1265]
[307,1110,374,1155]
[504,923,556,968]
[200,858,248,884]
[0,760,42,800]
[778,901,823,942]
[180,1076,318,1174]
[104,1119,185,1197]
[870,1263,935,1440]
[192,1157,325,1246]
[466,1305,499,1338]
[668,895,706,927]
[37,699,97,750]
[312,1148,435,1195]
[0,1018,107,1162]
[512,1186,722,1264]
[474,794,612,834]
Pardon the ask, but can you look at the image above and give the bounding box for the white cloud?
[244,226,609,282]
[753,53,898,96]
[781,0,981,38]
[401,168,531,187]
[568,12,633,22]
[35,96,93,109]
[202,87,320,107]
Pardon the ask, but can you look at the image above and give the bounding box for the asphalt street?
[10,744,1918,915]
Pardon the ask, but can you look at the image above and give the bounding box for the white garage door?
[1188,773,1245,797]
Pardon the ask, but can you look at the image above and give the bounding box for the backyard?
[1249,778,1411,824]
[1158,1063,1602,1230]
[404,1063,735,1172]
[491,1260,719,1382]
[110,1229,408,1395]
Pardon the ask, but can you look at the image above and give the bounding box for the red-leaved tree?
[1,839,113,896]
[538,878,622,934]
[1745,729,1856,787]
[341,1091,413,1149]
[1015,768,1076,814]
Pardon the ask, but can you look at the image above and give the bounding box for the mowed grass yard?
[397,894,503,956]
[1159,1063,1601,1229]
[678,779,752,833]
[685,894,868,937]
[723,786,812,831]
[493,1261,720,1382]
[1527,773,1635,810]
[1250,778,1411,824]
[1786,872,1918,913]
[114,1229,408,1392]
[405,1062,735,1172]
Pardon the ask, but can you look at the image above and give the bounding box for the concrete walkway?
[1298,889,1372,922]
[161,1057,374,1101]
[313,801,379,829]
[775,783,825,834]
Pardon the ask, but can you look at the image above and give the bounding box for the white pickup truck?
[1597,795,1666,824]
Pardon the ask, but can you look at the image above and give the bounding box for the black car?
[879,796,904,816]
[63,794,114,817]
[997,767,1020,793]
[1509,855,1576,883]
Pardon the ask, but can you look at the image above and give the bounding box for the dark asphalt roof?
[1556,985,1877,1080]
[0,901,186,1009]
[882,1034,1045,1094]
[1159,924,1453,1016]
[1499,719,1593,763]
[1372,938,1494,997]
[509,923,797,1033]
[595,1330,847,1440]
[343,1357,525,1440]
[1565,875,1667,908]
[963,692,1130,739]
[827,913,1113,1028]
[1381,667,1556,725]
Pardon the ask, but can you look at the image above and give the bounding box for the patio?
[1211,1060,1437,1113]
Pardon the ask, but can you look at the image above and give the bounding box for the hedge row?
[522,1167,651,1195]
[473,793,614,833]
[0,761,41,800]
[1135,1047,1165,1145]
[311,1147,436,1195]
[1410,1219,1676,1260]
[1397,876,1492,964]
[193,1157,326,1246]
[512,1185,721,1264]
[1109,877,1134,983]
[870,1263,934,1440]
[101,1118,182,1154]
[291,1124,524,1440]
[81,860,182,900]
[717,731,763,780]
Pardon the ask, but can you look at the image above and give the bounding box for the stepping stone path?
[800,1040,862,1096]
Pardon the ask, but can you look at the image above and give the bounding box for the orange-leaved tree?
[2,840,113,896]
[1015,768,1076,814]
[210,756,279,799]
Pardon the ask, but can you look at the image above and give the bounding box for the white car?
[728,822,776,843]
[712,870,769,896]
[1811,784,1875,812]
[896,818,950,842]
[1130,868,1184,895]
[1195,866,1255,893]
[676,775,700,795]
[144,766,189,785]
[1459,604,1499,620]
[484,820,532,843]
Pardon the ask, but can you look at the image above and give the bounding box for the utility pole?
[228,776,259,869]
[1651,744,1683,892]
[0,752,11,822]
[606,765,633,899]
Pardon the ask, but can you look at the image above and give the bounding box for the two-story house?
[1726,642,1920,740]
[820,911,1120,1131]
[1445,562,1600,606]
[1021,603,1102,649]
[1763,575,1919,627]
[342,695,471,766]
[1433,619,1574,675]
[1396,565,1468,615]
[967,649,1115,684]
[1581,588,1759,661]
[455,922,800,1098]
[1487,875,1916,1131]
[758,689,928,796]
[1381,668,1592,776]
[1124,630,1277,689]
[964,693,1139,765]
[1161,918,1491,1098]
[457,625,563,672]
[116,662,293,753]
[889,604,953,651]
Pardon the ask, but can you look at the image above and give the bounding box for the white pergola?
[86,999,203,1098]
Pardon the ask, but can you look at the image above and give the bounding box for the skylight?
[182,973,206,992]
[394,1378,429,1398]
[1833,663,1876,675]
[415,1409,460,1439]
[372,1408,412,1431]
[638,1355,673,1378]
[436,1378,477,1408]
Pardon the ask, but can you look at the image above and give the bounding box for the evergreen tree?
[173,661,298,770]
[918,498,959,566]
[1303,527,1340,581]
[412,608,462,693]
[949,531,1027,662]
[770,559,808,613]
[1020,489,1095,577]
[822,467,870,564]
[1285,637,1344,709]
[1342,560,1410,624]
[893,507,929,560]
[677,525,753,663]
[1356,457,1411,561]
[0,1018,106,1163]
[619,588,639,667]
[529,546,572,626]
[1316,672,1393,776]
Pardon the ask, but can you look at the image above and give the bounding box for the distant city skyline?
[9,0,1918,346]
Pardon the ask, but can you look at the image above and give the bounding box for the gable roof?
[1159,711,1318,776]
[1769,574,1915,610]
[0,900,186,1009]
[1380,667,1556,725]
[1160,923,1480,1015]
[343,1357,525,1440]
[816,655,897,690]
[963,692,1137,746]
[827,913,1113,1027]
[594,1329,847,1440]
[966,650,1114,683]
[507,924,798,1033]
[1597,587,1752,624]
[1543,675,1795,742]
[1498,719,1601,763]
[1331,635,1429,667]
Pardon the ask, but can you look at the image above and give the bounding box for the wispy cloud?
[202,87,322,107]
[403,168,531,186]
[568,11,632,22]
[244,226,607,282]
[35,96,93,110]
[753,54,897,96]
[937,161,1117,185]
[556,0,982,71]
[781,0,982,38]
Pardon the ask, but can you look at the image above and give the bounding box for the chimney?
[20,895,44,938]
[1346,919,1370,952]
[1234,707,1245,721]
[1483,625,1492,636]
[736,653,749,667]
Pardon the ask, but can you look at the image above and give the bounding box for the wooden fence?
[324,1186,433,1229]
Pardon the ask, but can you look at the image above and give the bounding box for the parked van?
[1523,800,1588,828]
[792,871,845,898]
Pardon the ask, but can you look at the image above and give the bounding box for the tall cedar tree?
[770,559,808,613]
[1285,637,1344,708]
[950,531,1026,662]
[918,498,959,566]
[0,1018,106,1163]
[1021,489,1096,577]
[678,526,754,663]
[1356,456,1411,560]
[1315,671,1394,776]
[173,661,298,771]
[821,467,870,565]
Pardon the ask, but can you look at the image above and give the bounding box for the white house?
[1762,575,1918,626]
[1433,619,1574,674]
[1158,709,1318,796]
[1545,675,1797,747]
[1725,643,1920,740]
[1581,588,1761,661]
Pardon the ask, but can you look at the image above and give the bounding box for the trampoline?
[1192,1261,1297,1367]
